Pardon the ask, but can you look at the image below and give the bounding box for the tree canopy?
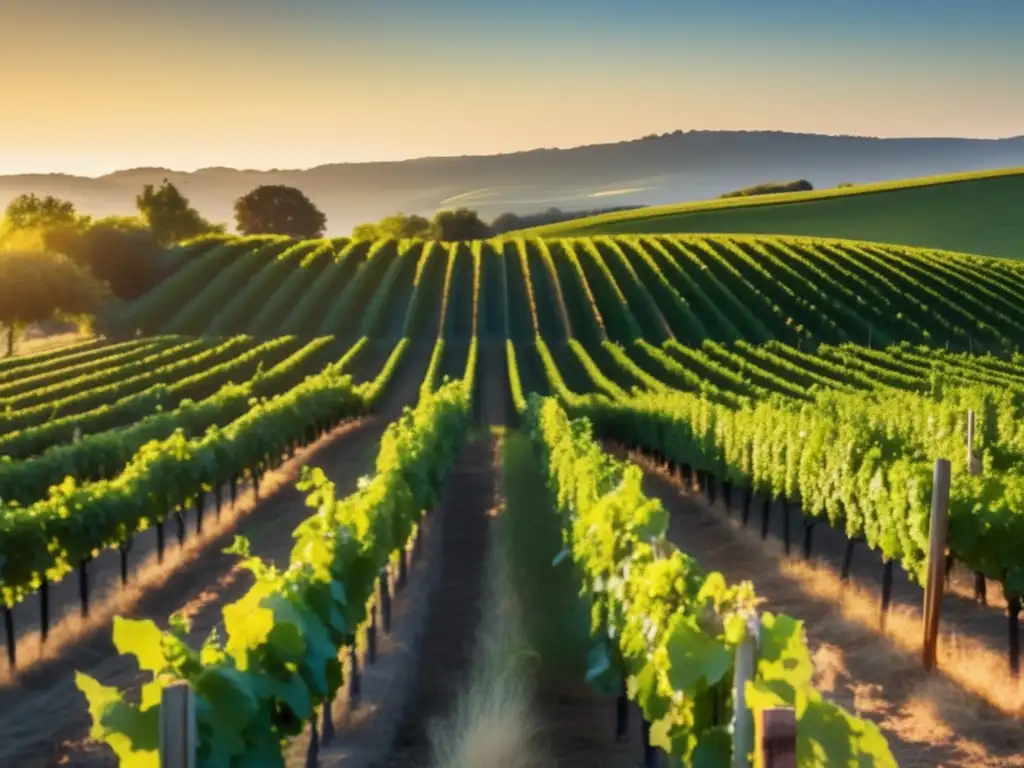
[431,208,491,241]
[353,213,433,241]
[2,194,81,232]
[61,219,165,301]
[137,179,224,246]
[351,208,492,242]
[233,185,326,239]
[0,250,107,356]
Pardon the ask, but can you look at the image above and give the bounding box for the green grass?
[501,430,591,675]
[517,167,1024,260]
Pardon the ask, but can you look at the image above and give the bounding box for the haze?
[3,0,1023,177]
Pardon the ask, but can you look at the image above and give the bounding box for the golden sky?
[2,0,1022,176]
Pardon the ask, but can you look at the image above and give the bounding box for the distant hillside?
[521,167,1024,260]
[2,131,1024,235]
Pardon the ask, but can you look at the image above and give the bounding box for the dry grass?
[779,551,1023,720]
[0,418,366,687]
[632,453,1024,768]
[429,434,548,768]
[9,331,90,357]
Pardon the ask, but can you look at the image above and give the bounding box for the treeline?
[0,181,333,354]
[0,177,641,354]
[489,205,643,234]
[719,179,814,198]
[352,204,644,241]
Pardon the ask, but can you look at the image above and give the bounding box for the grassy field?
[517,167,1024,260]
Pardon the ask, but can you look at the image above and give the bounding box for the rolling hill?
[3,131,1024,235]
[517,168,1024,260]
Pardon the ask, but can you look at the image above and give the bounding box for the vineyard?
[1,230,1023,767]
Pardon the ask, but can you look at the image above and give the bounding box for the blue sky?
[2,0,1022,175]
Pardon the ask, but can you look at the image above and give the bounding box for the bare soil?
[0,347,430,767]
[533,673,644,768]
[371,436,495,767]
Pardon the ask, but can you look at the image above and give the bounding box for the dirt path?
[293,363,507,768]
[533,674,644,768]
[478,341,507,428]
[0,346,430,768]
[372,435,496,767]
[623,450,1024,768]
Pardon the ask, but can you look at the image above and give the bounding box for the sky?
[1,0,1023,176]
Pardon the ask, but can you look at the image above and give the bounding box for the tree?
[352,212,433,240]
[136,179,224,246]
[233,185,326,238]
[379,213,433,239]
[3,194,80,231]
[430,208,491,241]
[62,219,165,300]
[0,250,107,356]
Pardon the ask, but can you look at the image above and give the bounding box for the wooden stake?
[348,645,361,704]
[194,494,204,535]
[320,699,335,746]
[366,606,377,664]
[379,570,392,633]
[732,614,759,768]
[642,718,658,767]
[880,560,894,633]
[755,708,797,768]
[802,520,815,560]
[974,572,987,605]
[1008,595,1021,677]
[40,579,49,642]
[156,519,166,564]
[615,680,628,738]
[159,682,197,768]
[4,603,15,668]
[78,559,90,618]
[305,714,320,768]
[120,540,130,586]
[922,458,951,671]
[781,501,791,554]
[841,539,857,581]
[967,410,982,476]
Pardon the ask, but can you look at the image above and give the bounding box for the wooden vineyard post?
[966,410,988,604]
[967,410,982,476]
[922,458,951,671]
[159,681,197,768]
[732,613,759,768]
[755,708,797,768]
[3,602,15,669]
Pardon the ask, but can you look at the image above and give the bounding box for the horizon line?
[5,127,1023,181]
